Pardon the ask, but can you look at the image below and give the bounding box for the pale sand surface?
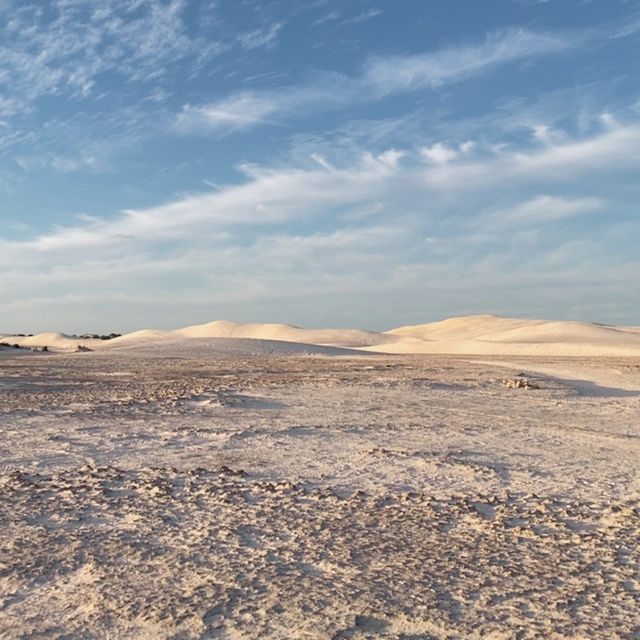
[4,314,640,357]
[1,318,640,638]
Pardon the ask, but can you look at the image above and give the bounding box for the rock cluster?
[502,377,539,389]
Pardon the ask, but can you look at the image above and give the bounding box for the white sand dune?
[388,314,625,343]
[106,335,368,358]
[0,332,81,352]
[1,321,395,356]
[173,319,396,348]
[103,323,378,357]
[388,314,535,340]
[3,314,640,357]
[109,329,169,343]
[2,317,640,637]
[375,314,640,356]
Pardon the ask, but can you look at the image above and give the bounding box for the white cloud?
[610,15,640,39]
[423,122,640,190]
[600,112,618,129]
[177,94,279,130]
[177,28,577,135]
[237,22,284,50]
[420,143,458,165]
[338,9,382,26]
[3,120,637,268]
[7,106,166,175]
[313,11,339,27]
[0,150,403,261]
[483,195,603,227]
[531,124,568,146]
[514,123,640,173]
[363,28,573,95]
[2,113,640,331]
[176,74,355,133]
[376,149,405,167]
[0,0,220,116]
[2,4,639,332]
[459,140,475,155]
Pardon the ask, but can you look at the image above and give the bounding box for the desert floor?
[1,346,640,638]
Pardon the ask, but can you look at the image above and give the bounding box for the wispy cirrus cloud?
[363,28,572,94]
[0,0,256,186]
[237,21,284,50]
[0,0,226,180]
[1,149,404,259]
[338,8,382,26]
[0,0,215,116]
[176,73,356,132]
[176,93,281,131]
[3,2,640,333]
[609,13,640,39]
[176,28,577,135]
[481,195,604,228]
[2,114,639,331]
[9,105,168,174]
[422,121,640,190]
[3,118,637,262]
[313,11,340,27]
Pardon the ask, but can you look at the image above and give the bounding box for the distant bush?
[0,342,23,349]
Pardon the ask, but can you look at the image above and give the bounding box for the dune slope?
[3,314,640,357]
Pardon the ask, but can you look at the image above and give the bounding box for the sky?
[1,0,639,333]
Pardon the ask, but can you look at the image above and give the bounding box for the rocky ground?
[1,347,639,638]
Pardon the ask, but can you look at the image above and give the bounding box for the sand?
[1,315,640,638]
[3,313,640,357]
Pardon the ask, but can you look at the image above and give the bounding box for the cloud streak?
[480,195,604,231]
[2,3,640,332]
[2,150,404,258]
[3,121,636,261]
[423,122,640,190]
[2,116,639,330]
[176,28,576,134]
[363,28,572,94]
[237,22,284,50]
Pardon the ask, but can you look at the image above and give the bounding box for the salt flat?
[1,318,640,638]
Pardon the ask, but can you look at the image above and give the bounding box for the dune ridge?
[173,319,394,348]
[2,314,640,357]
[374,314,640,356]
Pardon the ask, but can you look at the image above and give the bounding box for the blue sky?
[1,0,639,333]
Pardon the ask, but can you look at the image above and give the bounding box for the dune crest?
[3,314,640,357]
[173,320,394,348]
[376,315,640,356]
[0,332,81,351]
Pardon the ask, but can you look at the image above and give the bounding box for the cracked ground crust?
[1,466,639,639]
[1,351,640,638]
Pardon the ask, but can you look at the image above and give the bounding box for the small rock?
[502,377,539,390]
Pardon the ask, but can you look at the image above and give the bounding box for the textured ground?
[1,347,640,638]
